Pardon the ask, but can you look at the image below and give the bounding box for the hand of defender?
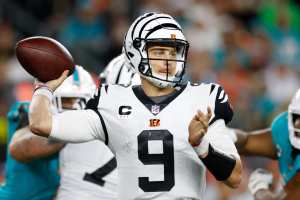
[248,168,273,196]
[188,107,212,146]
[35,70,69,92]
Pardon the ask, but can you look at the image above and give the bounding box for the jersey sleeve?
[208,84,233,125]
[206,119,240,159]
[50,109,105,143]
[270,112,288,139]
[50,87,107,143]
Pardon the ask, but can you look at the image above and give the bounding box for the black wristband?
[201,144,236,181]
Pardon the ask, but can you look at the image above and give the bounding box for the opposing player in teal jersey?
[227,89,300,200]
[0,101,62,200]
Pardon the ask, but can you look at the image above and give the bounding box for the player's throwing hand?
[35,70,69,92]
[188,107,212,146]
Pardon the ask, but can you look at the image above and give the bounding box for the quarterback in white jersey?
[29,13,242,200]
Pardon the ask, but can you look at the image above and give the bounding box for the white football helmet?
[99,53,140,85]
[288,88,300,149]
[53,65,96,112]
[124,12,189,88]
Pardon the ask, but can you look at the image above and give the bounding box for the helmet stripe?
[131,13,155,40]
[138,16,171,38]
[145,23,181,38]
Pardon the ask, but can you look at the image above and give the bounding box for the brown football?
[15,36,75,82]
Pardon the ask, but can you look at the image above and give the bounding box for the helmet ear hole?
[139,64,145,73]
[139,64,149,74]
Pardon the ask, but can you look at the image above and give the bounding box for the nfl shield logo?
[151,105,160,115]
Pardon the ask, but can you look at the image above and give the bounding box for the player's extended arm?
[231,128,277,159]
[9,126,64,163]
[29,71,105,143]
[29,70,69,137]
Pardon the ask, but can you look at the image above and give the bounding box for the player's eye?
[153,50,165,57]
[170,51,176,58]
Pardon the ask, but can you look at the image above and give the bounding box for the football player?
[9,66,118,200]
[99,53,140,85]
[29,12,242,199]
[0,101,61,200]
[227,88,300,200]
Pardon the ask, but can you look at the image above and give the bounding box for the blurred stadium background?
[0,0,300,199]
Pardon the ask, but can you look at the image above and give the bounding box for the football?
[15,36,75,82]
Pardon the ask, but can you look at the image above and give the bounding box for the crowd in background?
[0,0,300,199]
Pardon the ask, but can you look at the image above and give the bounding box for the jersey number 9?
[138,129,175,192]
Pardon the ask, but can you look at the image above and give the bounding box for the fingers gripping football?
[34,70,69,92]
[188,107,212,146]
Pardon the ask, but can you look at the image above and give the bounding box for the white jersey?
[50,82,237,200]
[56,140,118,200]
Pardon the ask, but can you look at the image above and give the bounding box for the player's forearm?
[194,120,242,187]
[238,129,277,159]
[199,143,241,188]
[29,94,53,137]
[9,127,64,162]
[49,110,101,143]
[223,158,242,188]
[232,129,249,153]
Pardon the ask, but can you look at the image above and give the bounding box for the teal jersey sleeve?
[0,102,60,200]
[271,112,300,184]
